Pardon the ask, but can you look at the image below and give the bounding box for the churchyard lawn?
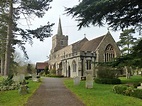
[0,79,41,106]
[64,76,142,106]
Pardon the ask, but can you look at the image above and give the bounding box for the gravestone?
[74,76,80,85]
[32,74,38,82]
[86,74,93,88]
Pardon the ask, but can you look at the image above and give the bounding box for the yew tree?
[117,29,137,55]
[65,0,142,31]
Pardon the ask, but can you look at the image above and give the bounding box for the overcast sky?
[16,0,122,64]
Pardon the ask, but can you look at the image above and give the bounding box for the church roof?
[80,35,105,52]
[71,37,88,52]
[36,62,48,70]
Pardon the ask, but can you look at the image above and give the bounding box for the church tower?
[51,18,68,53]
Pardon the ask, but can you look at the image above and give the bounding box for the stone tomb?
[86,74,93,88]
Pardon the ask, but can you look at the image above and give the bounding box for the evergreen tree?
[0,0,53,75]
[131,39,142,68]
[117,29,137,55]
[65,0,142,31]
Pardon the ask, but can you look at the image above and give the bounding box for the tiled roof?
[36,62,48,70]
[80,35,105,51]
[71,37,88,52]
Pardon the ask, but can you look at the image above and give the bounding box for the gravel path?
[25,77,85,106]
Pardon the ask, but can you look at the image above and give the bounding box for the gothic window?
[86,60,91,70]
[104,44,115,62]
[72,60,77,72]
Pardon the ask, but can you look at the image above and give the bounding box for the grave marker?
[74,76,80,85]
[86,74,93,88]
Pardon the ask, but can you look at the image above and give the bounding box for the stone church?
[48,18,121,78]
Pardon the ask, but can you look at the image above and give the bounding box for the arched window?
[104,44,115,62]
[72,60,77,72]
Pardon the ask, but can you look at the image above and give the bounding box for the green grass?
[64,76,142,106]
[0,80,41,106]
[120,75,142,84]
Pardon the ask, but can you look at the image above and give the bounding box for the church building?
[48,18,121,78]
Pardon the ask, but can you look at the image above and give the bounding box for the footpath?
[25,77,85,106]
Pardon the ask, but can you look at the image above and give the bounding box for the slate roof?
[80,35,105,52]
[36,62,48,70]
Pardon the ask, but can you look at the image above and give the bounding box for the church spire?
[57,17,63,35]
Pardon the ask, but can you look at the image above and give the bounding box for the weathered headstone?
[74,76,80,85]
[86,74,93,88]
[32,74,38,82]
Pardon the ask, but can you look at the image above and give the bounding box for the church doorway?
[68,66,71,77]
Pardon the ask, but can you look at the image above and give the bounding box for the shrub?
[130,89,142,99]
[124,87,134,96]
[50,69,56,75]
[44,66,49,75]
[113,84,142,99]
[0,76,19,91]
[112,85,128,95]
[96,66,118,79]
[95,78,121,84]
[47,74,64,78]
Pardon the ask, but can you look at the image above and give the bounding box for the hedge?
[95,78,121,84]
[131,89,142,99]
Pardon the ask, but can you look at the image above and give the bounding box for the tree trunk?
[4,0,13,76]
[1,56,4,75]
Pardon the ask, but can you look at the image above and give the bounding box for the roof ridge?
[71,37,88,45]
